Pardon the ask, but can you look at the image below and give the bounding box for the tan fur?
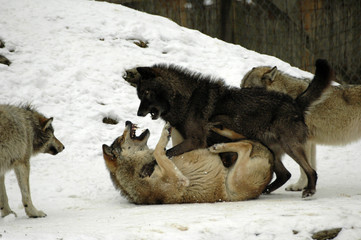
[211,126,246,140]
[170,128,184,146]
[0,104,64,218]
[102,122,273,204]
[241,66,361,190]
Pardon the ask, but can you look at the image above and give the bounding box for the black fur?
[136,59,332,197]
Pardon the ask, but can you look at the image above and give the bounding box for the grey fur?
[0,104,64,218]
[135,59,332,198]
[241,64,361,191]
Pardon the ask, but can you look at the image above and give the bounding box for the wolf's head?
[240,66,276,89]
[33,115,65,155]
[135,67,170,120]
[102,121,150,174]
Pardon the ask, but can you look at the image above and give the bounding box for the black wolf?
[136,59,332,198]
[241,65,361,191]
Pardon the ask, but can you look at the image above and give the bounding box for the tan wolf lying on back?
[0,104,64,218]
[102,121,273,204]
[241,66,361,191]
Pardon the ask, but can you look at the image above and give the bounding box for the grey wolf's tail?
[296,59,332,112]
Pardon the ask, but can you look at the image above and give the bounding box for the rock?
[312,228,342,240]
[102,117,118,125]
[0,55,11,66]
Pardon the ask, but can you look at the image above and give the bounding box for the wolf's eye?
[117,136,125,144]
[144,90,150,95]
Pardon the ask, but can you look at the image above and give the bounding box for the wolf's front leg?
[0,175,17,218]
[154,123,189,187]
[156,122,172,151]
[14,162,46,218]
[166,120,207,157]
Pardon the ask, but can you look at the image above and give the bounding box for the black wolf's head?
[136,67,170,120]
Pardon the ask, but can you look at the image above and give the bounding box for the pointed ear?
[40,117,53,131]
[137,67,157,79]
[102,144,113,156]
[102,144,118,172]
[262,67,278,83]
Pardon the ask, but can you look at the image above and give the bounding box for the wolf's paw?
[25,208,47,218]
[163,122,172,138]
[262,187,271,195]
[209,144,224,153]
[302,189,316,198]
[1,207,17,218]
[285,181,307,192]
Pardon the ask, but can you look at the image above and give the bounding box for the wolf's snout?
[137,109,147,117]
[51,138,65,155]
[59,144,65,152]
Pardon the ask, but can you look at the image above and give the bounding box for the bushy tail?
[296,59,332,112]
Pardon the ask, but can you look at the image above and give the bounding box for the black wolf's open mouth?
[125,121,150,141]
[150,108,160,120]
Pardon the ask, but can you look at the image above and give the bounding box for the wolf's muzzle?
[137,109,147,117]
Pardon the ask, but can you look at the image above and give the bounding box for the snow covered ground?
[0,0,360,239]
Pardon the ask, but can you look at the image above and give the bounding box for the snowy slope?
[0,0,360,239]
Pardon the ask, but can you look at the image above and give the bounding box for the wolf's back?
[295,59,332,112]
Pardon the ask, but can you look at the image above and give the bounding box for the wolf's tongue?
[131,124,137,138]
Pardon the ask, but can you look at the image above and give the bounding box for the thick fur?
[135,59,332,197]
[0,104,64,218]
[102,121,273,204]
[241,65,361,190]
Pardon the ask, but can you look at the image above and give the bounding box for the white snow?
[0,0,360,239]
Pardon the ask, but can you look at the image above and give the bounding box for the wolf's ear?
[137,67,157,79]
[262,66,277,83]
[40,117,53,131]
[102,144,114,157]
[103,144,118,172]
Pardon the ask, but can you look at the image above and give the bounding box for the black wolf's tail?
[296,59,332,112]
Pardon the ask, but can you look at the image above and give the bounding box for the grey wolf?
[135,59,332,198]
[0,104,64,218]
[241,65,361,191]
[102,121,273,204]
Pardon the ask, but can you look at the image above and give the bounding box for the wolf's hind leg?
[210,141,272,200]
[286,142,315,191]
[209,141,251,154]
[14,162,46,218]
[285,167,308,192]
[0,175,17,218]
[263,157,291,194]
[211,126,246,140]
[154,123,189,187]
[282,143,317,198]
